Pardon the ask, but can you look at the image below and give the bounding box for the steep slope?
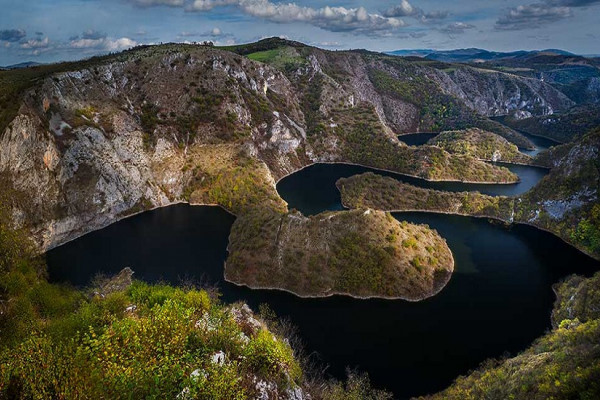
[0,42,522,248]
[518,128,600,258]
[480,52,600,104]
[0,40,583,297]
[499,104,600,143]
[0,43,461,300]
[228,39,576,151]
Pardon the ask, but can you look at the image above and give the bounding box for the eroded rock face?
[445,67,572,116]
[512,110,533,120]
[0,47,310,250]
[1,42,576,299]
[0,111,181,249]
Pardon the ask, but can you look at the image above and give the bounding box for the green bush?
[243,329,302,385]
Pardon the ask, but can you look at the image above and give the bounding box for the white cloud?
[383,0,416,17]
[190,0,237,10]
[20,37,50,49]
[191,1,405,34]
[496,3,572,30]
[70,37,137,51]
[131,0,185,6]
[137,0,400,35]
[383,1,448,24]
[419,10,449,23]
[440,22,476,34]
[211,27,222,36]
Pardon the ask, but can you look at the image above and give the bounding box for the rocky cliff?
[0,40,585,298]
[0,40,566,251]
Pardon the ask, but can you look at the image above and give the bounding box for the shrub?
[243,329,301,385]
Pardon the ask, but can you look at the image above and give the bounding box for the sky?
[0,0,599,65]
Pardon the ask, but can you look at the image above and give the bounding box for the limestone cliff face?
[0,47,309,249]
[443,67,573,116]
[0,41,579,250]
[302,46,572,135]
[0,111,180,249]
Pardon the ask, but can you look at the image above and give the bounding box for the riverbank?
[337,172,600,261]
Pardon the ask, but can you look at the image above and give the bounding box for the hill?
[0,38,591,296]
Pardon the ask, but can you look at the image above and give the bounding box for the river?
[397,126,560,157]
[46,162,599,399]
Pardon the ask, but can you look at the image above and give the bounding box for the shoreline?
[43,200,237,252]
[222,257,454,302]
[338,197,599,262]
[275,160,522,186]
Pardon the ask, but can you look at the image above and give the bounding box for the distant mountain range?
[0,61,43,70]
[386,48,578,63]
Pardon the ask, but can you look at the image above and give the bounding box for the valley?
[1,37,599,399]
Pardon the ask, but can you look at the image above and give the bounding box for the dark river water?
[398,125,560,157]
[277,163,548,215]
[47,163,600,399]
[490,116,562,156]
[398,132,439,146]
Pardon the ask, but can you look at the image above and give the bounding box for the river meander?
[47,162,599,399]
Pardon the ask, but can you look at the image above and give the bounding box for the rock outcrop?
[0,40,583,298]
[0,41,548,251]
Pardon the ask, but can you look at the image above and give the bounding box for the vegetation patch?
[246,46,308,74]
[337,173,515,221]
[428,128,532,165]
[338,126,600,261]
[226,208,454,300]
[0,200,394,398]
[326,106,518,183]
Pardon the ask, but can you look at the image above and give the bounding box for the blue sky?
[1,0,599,65]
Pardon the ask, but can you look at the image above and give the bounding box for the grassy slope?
[0,201,392,399]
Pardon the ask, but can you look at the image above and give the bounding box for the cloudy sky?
[1,0,599,65]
